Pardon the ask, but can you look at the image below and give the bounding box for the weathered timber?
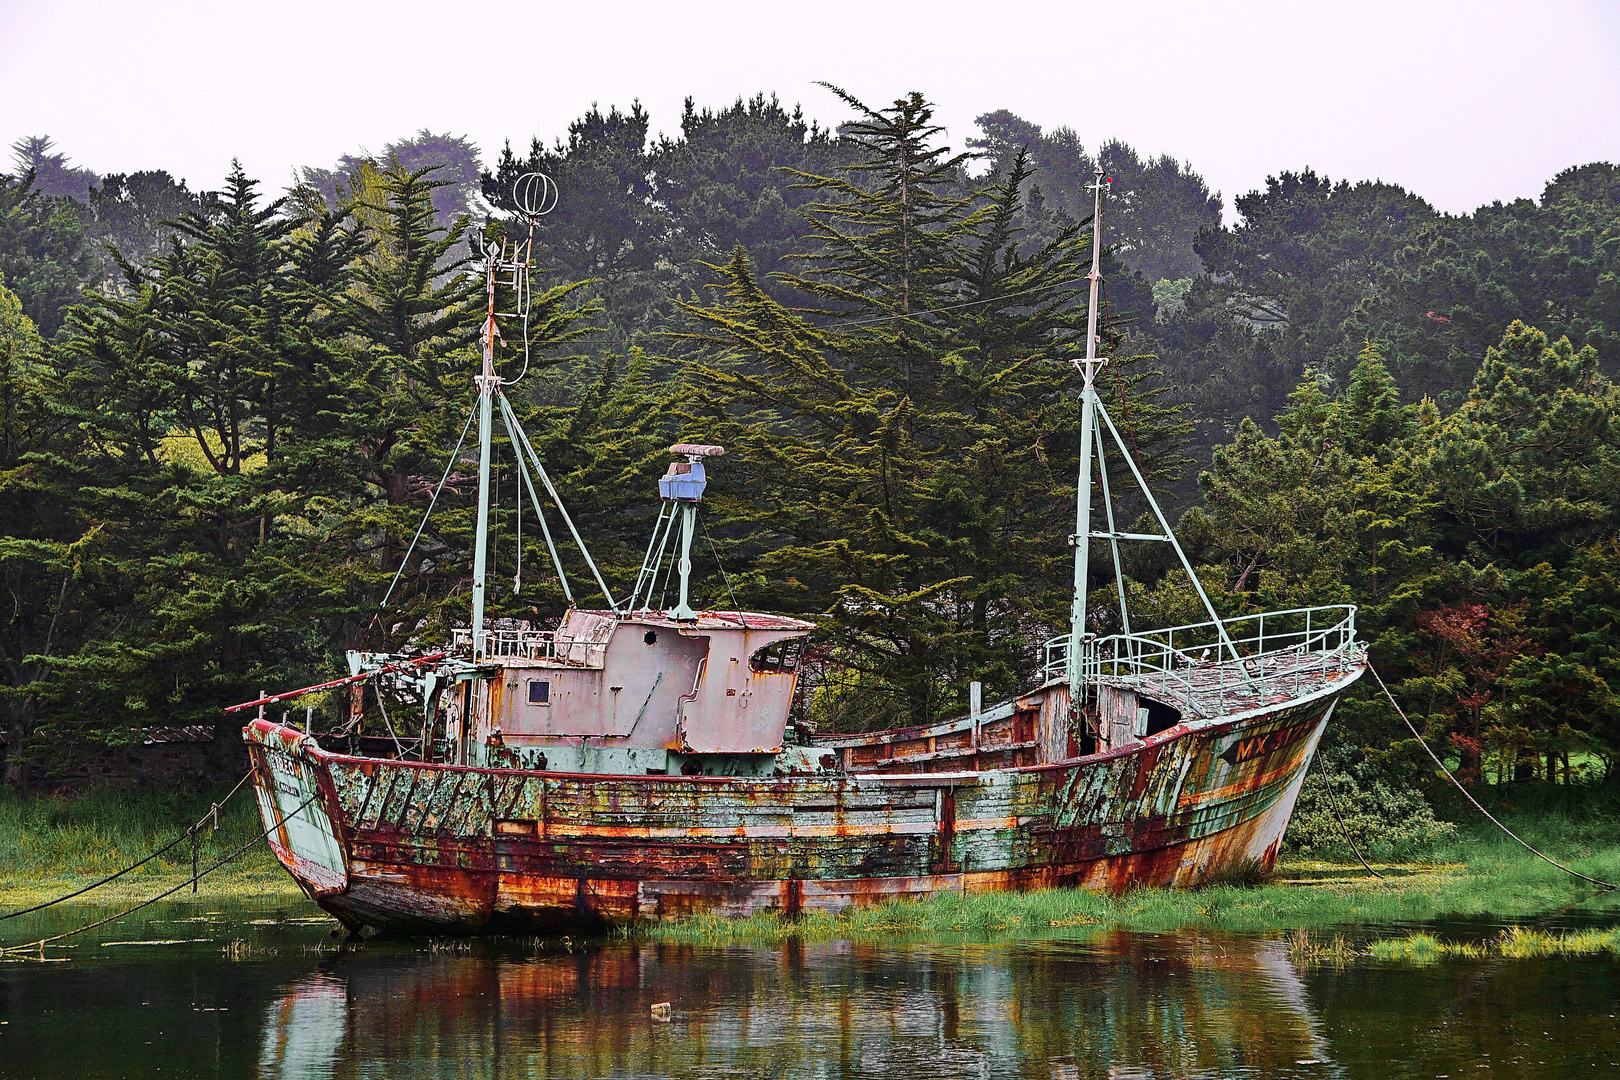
[245,661,1351,931]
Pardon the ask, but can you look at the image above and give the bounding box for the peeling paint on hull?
[245,680,1348,933]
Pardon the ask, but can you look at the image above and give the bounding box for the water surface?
[2,899,1616,1078]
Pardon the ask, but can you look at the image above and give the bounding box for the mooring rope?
[1,790,319,956]
[0,768,257,922]
[1368,662,1616,891]
[1320,767,1385,879]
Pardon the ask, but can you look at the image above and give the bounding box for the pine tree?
[779,87,979,387]
[680,94,1186,729]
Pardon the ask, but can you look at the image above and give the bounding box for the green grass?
[0,782,303,910]
[1356,926,1620,963]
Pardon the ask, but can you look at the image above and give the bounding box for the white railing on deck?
[1042,604,1362,719]
[450,628,558,661]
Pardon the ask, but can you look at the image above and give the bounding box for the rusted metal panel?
[677,627,807,754]
[243,669,1350,931]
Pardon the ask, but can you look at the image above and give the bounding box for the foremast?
[459,174,619,663]
[1065,167,1245,692]
[1066,169,1106,689]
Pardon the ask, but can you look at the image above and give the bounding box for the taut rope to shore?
[0,768,257,922]
[1369,662,1615,892]
[1,789,318,957]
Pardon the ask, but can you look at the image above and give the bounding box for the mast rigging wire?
[514,436,523,595]
[379,402,480,609]
[373,687,407,759]
[702,517,746,627]
[498,392,619,612]
[499,403,575,607]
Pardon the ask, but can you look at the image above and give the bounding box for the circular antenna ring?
[514,172,558,218]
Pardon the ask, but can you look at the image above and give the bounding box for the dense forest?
[2,90,1617,835]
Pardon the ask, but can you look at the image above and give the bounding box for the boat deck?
[1104,644,1365,721]
[1052,604,1365,721]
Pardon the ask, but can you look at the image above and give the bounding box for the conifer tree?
[0,277,77,786]
[334,162,600,652]
[778,87,979,388]
[681,93,1187,729]
[0,169,91,336]
[654,94,853,293]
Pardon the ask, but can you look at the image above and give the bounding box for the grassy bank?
[0,783,304,911]
[646,810,1620,945]
[6,784,1617,943]
[1361,925,1620,962]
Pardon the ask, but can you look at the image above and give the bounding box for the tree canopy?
[0,91,1615,809]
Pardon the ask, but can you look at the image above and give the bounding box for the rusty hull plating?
[244,639,1361,932]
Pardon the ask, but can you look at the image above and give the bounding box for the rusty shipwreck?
[240,168,1365,932]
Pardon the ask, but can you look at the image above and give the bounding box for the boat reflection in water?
[256,932,1337,1079]
[258,973,347,1079]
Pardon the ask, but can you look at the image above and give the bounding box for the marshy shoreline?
[5,781,1618,951]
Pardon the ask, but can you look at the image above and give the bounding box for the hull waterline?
[244,673,1351,933]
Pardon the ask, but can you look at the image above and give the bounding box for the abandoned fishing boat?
[239,168,1365,932]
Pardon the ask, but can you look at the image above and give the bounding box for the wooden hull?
[243,676,1352,933]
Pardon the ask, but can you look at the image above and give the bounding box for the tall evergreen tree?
[681,92,1186,729]
[653,93,853,296]
[0,170,91,337]
[0,277,80,786]
[971,111,1222,281]
[1352,163,1620,407]
[484,104,675,336]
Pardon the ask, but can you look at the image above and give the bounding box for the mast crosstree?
[382,172,616,663]
[1066,166,1247,690]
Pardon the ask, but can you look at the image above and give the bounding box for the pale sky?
[4,0,1618,223]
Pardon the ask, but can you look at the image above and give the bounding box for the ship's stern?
[243,720,350,903]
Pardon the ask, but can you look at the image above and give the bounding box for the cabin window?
[527,679,550,705]
[749,638,806,674]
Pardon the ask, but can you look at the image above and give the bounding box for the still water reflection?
[1,901,1617,1079]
